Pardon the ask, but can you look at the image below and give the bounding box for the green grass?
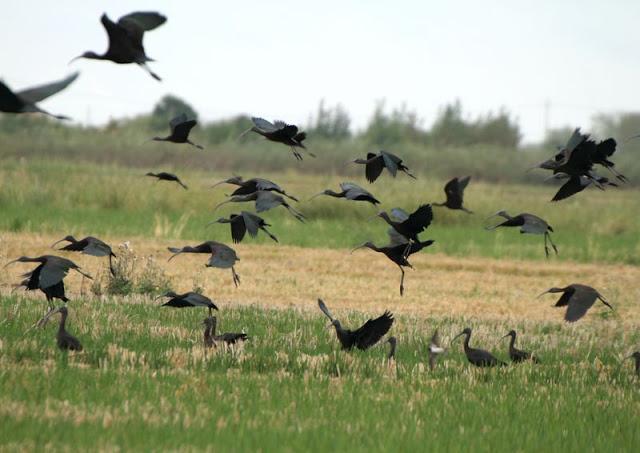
[1,158,639,264]
[1,294,639,451]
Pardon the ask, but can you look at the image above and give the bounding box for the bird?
[376,204,433,244]
[318,299,394,351]
[428,329,446,370]
[203,316,248,348]
[151,114,203,149]
[156,291,218,316]
[241,117,312,160]
[451,327,507,367]
[167,242,240,287]
[348,151,415,183]
[485,210,558,257]
[211,176,298,202]
[537,284,613,323]
[0,72,79,120]
[590,138,627,182]
[310,182,380,206]
[433,177,473,213]
[145,171,188,189]
[546,173,617,202]
[501,330,539,363]
[6,256,92,312]
[387,336,397,361]
[624,352,640,376]
[214,191,305,222]
[208,211,278,243]
[351,240,434,296]
[71,11,166,81]
[41,306,83,351]
[51,235,116,276]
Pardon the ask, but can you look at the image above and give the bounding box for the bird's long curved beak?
[343,159,356,166]
[308,192,324,201]
[4,259,20,268]
[367,213,381,222]
[210,179,229,189]
[350,244,366,254]
[153,293,169,300]
[68,55,83,65]
[536,290,551,299]
[213,200,230,211]
[500,334,510,340]
[450,332,465,345]
[38,306,61,328]
[484,211,502,221]
[50,238,66,249]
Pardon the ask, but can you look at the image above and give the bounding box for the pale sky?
[2,0,639,143]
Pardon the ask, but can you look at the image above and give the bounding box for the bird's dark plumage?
[351,151,415,183]
[452,328,506,367]
[242,117,312,160]
[210,211,278,244]
[146,171,188,189]
[152,114,203,149]
[502,330,539,363]
[0,73,78,119]
[434,177,472,213]
[539,284,613,322]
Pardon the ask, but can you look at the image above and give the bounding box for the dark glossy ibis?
[0,72,78,120]
[168,242,240,287]
[151,114,203,149]
[209,211,278,243]
[318,299,393,350]
[203,316,248,348]
[52,235,116,276]
[376,204,433,244]
[485,210,558,257]
[214,191,305,222]
[348,151,415,183]
[145,171,188,189]
[501,330,539,363]
[624,352,640,376]
[428,329,446,370]
[590,138,627,182]
[387,336,397,361]
[157,291,218,316]
[451,327,506,367]
[351,240,434,296]
[433,177,472,213]
[241,117,312,160]
[72,11,166,81]
[538,284,613,322]
[310,182,380,206]
[211,175,298,201]
[41,306,83,351]
[546,173,617,202]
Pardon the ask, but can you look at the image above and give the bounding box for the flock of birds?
[1,11,638,375]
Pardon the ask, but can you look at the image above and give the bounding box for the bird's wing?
[230,217,247,243]
[255,191,281,212]
[552,176,586,202]
[387,227,409,246]
[520,214,549,234]
[593,138,617,160]
[241,212,261,237]
[354,311,394,350]
[554,288,575,307]
[169,113,188,132]
[208,244,238,269]
[564,128,588,154]
[317,299,334,321]
[339,182,367,199]
[252,117,277,132]
[390,208,410,222]
[443,177,463,205]
[184,293,214,308]
[15,72,79,104]
[101,13,138,55]
[405,204,433,232]
[118,11,167,31]
[457,176,471,191]
[565,288,598,322]
[380,151,399,176]
[365,155,385,183]
[254,178,280,191]
[39,261,70,289]
[172,119,197,141]
[280,124,299,138]
[83,240,112,257]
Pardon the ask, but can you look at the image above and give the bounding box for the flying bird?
[214,191,305,222]
[145,171,188,189]
[485,211,558,257]
[157,291,218,316]
[0,72,78,119]
[41,306,83,351]
[310,182,380,206]
[538,284,613,322]
[501,330,539,363]
[348,151,415,183]
[151,114,203,149]
[451,327,507,367]
[241,117,312,160]
[433,177,472,213]
[208,211,278,243]
[318,299,394,350]
[376,204,433,244]
[546,173,617,202]
[211,175,298,201]
[72,11,166,81]
[51,235,116,276]
[203,316,248,348]
[168,241,240,287]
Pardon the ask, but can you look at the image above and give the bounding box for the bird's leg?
[543,234,550,258]
[398,265,406,296]
[231,267,240,287]
[546,232,559,255]
[402,241,412,259]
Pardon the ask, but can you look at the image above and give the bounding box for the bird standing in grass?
[168,242,240,287]
[485,210,558,257]
[151,114,203,149]
[241,117,312,160]
[433,177,473,213]
[52,235,116,276]
[501,330,539,363]
[318,299,394,350]
[203,316,248,348]
[537,284,613,322]
[0,72,79,120]
[41,306,83,351]
[624,352,640,376]
[146,171,188,189]
[209,211,278,243]
[157,291,218,316]
[72,11,166,81]
[310,182,380,206]
[387,336,397,361]
[348,151,415,183]
[451,327,506,367]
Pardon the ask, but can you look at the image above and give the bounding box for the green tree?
[307,100,351,141]
[361,100,425,147]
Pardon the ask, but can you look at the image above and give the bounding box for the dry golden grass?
[1,231,638,328]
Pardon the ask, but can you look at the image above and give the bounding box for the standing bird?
[41,306,83,351]
[151,114,203,149]
[156,291,218,316]
[211,176,299,202]
[71,11,166,81]
[145,171,188,189]
[214,191,305,222]
[428,329,446,370]
[310,182,380,206]
[376,204,433,244]
[348,151,415,183]
[241,117,312,160]
[351,240,434,296]
[51,235,116,277]
[387,336,397,361]
[0,72,79,120]
[318,299,394,351]
[433,177,473,213]
[624,352,640,376]
[208,211,278,243]
[167,242,240,287]
[501,330,539,363]
[451,327,506,367]
[203,316,248,348]
[485,210,558,257]
[537,284,613,323]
